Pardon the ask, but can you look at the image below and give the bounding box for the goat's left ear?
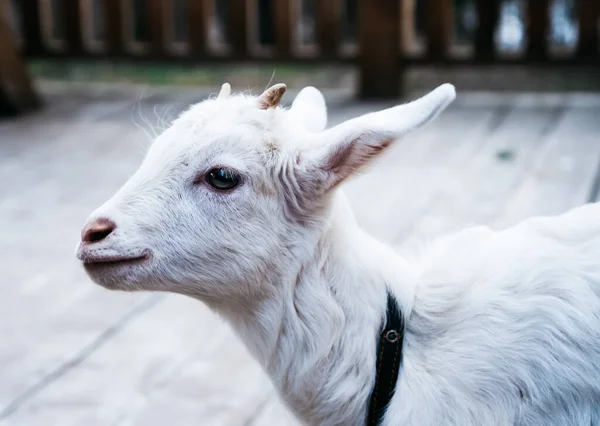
[303,84,455,191]
[289,86,327,132]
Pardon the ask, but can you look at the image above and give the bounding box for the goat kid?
[77,83,600,426]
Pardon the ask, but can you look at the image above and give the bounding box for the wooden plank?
[274,0,292,56]
[118,325,273,426]
[0,291,274,426]
[577,0,600,57]
[0,10,41,116]
[426,0,453,57]
[0,293,158,421]
[0,296,228,425]
[456,102,565,226]
[357,0,401,99]
[103,0,125,54]
[20,0,44,55]
[384,104,501,246]
[475,0,500,59]
[526,0,550,59]
[0,110,162,419]
[188,0,208,54]
[147,0,166,55]
[499,105,600,227]
[64,0,84,54]
[228,0,248,55]
[341,104,498,244]
[397,99,565,246]
[316,0,340,57]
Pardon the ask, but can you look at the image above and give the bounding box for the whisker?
[130,87,155,146]
[265,69,276,91]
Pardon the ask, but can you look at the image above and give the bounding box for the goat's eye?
[205,168,240,191]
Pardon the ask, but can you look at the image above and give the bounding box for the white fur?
[77,83,600,425]
[288,86,327,132]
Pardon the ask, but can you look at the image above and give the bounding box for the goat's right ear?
[289,86,327,132]
[301,84,455,193]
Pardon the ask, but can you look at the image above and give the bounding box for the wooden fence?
[2,0,600,100]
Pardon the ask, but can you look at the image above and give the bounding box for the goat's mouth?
[76,245,153,290]
[79,250,151,269]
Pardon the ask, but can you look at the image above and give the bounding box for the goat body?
[77,83,600,425]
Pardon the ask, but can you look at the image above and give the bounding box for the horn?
[258,83,287,109]
[217,82,231,100]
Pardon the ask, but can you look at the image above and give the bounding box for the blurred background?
[2,0,600,105]
[0,1,600,425]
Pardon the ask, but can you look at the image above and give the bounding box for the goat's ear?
[289,86,327,132]
[304,84,455,191]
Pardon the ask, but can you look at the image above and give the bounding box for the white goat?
[77,83,600,426]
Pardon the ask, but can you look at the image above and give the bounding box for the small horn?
[217,82,231,100]
[258,83,287,110]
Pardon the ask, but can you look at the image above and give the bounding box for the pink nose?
[81,218,116,243]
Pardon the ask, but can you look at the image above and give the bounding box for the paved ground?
[1,83,600,426]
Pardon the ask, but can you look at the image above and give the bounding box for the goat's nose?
[81,218,116,243]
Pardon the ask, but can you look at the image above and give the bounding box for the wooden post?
[0,10,41,116]
[475,0,500,60]
[21,0,44,55]
[526,0,550,59]
[188,0,209,54]
[274,0,292,57]
[64,0,84,54]
[316,0,340,57]
[358,0,401,99]
[577,0,600,57]
[148,0,165,55]
[400,0,415,53]
[104,0,124,54]
[426,0,453,57]
[228,0,248,56]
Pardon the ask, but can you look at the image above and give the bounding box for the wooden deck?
[1,84,600,425]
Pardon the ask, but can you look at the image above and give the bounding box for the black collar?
[366,291,405,426]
